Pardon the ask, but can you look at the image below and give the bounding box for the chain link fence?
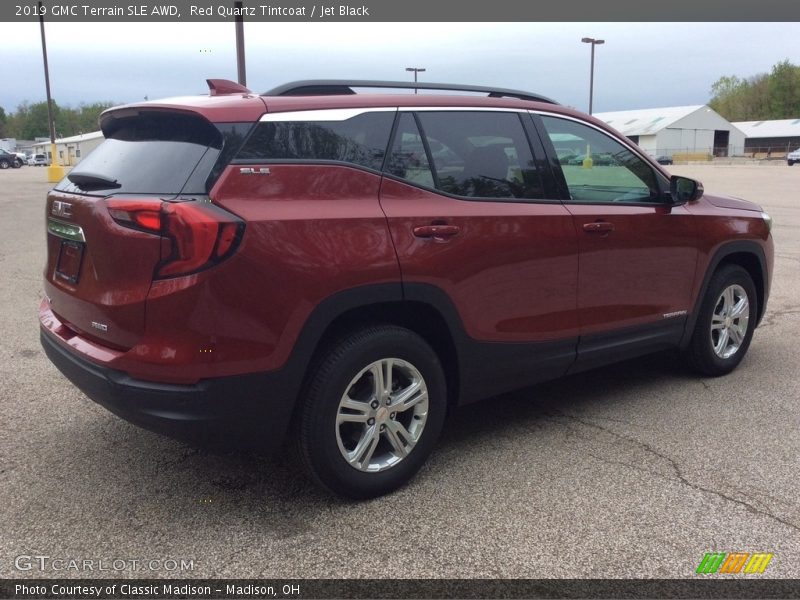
[653,144,799,162]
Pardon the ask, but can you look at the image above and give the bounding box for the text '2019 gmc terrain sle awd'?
[40,79,774,498]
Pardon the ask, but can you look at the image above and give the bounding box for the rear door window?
[413,111,544,200]
[55,112,223,196]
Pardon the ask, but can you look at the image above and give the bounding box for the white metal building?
[32,131,104,166]
[593,105,746,158]
[732,119,800,156]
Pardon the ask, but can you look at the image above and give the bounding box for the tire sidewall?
[304,329,446,499]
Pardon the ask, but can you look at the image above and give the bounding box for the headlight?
[761,212,773,232]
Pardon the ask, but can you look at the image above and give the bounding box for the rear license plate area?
[55,240,84,284]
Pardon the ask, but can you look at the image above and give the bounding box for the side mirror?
[670,175,704,203]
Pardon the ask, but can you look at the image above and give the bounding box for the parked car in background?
[0,149,23,169]
[28,154,49,166]
[655,155,673,165]
[788,147,800,166]
[40,78,774,499]
[566,151,617,166]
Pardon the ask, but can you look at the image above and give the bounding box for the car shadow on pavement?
[441,349,691,446]
[47,349,693,515]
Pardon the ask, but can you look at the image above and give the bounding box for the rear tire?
[0,159,10,169]
[295,326,446,499]
[686,265,757,376]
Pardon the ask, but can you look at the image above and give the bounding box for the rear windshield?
[55,112,222,196]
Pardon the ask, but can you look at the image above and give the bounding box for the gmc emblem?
[51,201,72,218]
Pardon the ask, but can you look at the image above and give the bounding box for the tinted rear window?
[414,111,544,200]
[236,111,395,171]
[55,112,222,196]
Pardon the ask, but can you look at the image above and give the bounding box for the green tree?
[76,102,116,133]
[709,75,748,120]
[21,100,58,139]
[6,102,30,139]
[768,60,800,119]
[710,60,800,121]
[2,99,116,140]
[745,74,771,120]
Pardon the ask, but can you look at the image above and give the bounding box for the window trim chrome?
[260,107,396,122]
[260,106,528,123]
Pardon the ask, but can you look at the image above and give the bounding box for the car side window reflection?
[417,111,544,200]
[385,113,436,187]
[540,115,660,204]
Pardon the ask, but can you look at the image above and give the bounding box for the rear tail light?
[107,201,163,233]
[107,199,244,278]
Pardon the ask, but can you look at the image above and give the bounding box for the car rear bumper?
[40,328,296,450]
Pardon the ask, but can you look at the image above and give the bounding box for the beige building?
[32,131,104,166]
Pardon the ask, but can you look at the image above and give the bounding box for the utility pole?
[235,1,246,85]
[405,67,426,94]
[39,1,65,181]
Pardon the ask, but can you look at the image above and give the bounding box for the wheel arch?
[285,283,463,417]
[681,241,768,348]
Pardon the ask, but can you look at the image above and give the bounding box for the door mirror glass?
[670,176,704,203]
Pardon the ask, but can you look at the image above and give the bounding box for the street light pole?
[405,67,426,94]
[234,0,246,86]
[581,37,604,115]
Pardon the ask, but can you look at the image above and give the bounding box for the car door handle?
[582,221,615,233]
[413,225,461,239]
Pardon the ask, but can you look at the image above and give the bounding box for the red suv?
[40,79,774,498]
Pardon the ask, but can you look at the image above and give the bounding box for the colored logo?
[696,552,773,574]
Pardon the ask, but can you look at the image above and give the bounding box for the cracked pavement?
[1,164,798,579]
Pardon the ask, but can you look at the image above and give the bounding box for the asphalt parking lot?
[0,163,798,579]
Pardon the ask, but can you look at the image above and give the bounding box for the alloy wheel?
[335,358,429,472]
[710,284,750,359]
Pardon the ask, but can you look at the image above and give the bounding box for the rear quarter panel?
[205,163,401,375]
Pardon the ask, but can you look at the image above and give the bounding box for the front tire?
[295,326,446,499]
[687,265,757,376]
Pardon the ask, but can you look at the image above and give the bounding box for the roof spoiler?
[207,79,252,96]
[263,79,558,104]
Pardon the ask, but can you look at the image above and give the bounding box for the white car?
[788,147,800,166]
[28,154,49,166]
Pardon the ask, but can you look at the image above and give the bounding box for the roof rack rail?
[263,80,558,104]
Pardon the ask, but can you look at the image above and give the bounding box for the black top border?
[4,0,800,22]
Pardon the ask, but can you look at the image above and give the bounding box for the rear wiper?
[67,172,121,191]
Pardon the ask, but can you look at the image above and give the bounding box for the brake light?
[107,200,163,233]
[107,199,244,278]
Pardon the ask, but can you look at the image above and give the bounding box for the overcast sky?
[2,22,798,115]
